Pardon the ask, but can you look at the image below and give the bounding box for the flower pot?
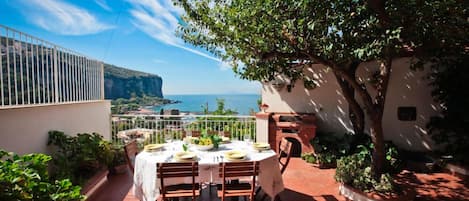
[339,183,415,201]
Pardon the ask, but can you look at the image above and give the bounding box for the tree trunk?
[335,73,365,135]
[370,114,386,178]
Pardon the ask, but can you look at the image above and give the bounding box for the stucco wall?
[0,101,111,155]
[261,58,439,151]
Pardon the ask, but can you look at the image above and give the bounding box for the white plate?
[224,150,247,160]
[174,151,197,160]
[253,143,270,150]
[144,144,164,151]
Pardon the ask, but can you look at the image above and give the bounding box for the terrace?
[1,17,468,201]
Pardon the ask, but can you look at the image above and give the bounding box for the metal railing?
[111,114,256,145]
[0,25,104,108]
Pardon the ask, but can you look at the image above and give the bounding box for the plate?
[253,143,270,150]
[174,151,197,161]
[144,144,164,152]
[224,150,247,161]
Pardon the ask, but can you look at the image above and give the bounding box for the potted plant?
[335,145,412,201]
[108,145,128,175]
[47,131,114,196]
[260,103,269,113]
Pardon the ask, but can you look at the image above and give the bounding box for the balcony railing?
[0,25,103,108]
[111,114,256,145]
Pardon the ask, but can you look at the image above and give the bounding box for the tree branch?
[375,53,393,114]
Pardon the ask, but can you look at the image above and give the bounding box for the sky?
[0,0,260,95]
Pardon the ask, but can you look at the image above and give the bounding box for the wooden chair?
[257,138,293,200]
[278,137,293,174]
[218,161,259,201]
[157,162,200,201]
[124,140,139,173]
[190,130,201,137]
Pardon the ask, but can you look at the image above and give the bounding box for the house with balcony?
[1,25,467,201]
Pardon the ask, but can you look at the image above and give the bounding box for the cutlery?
[165,155,173,162]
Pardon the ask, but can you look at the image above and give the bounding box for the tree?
[174,0,468,177]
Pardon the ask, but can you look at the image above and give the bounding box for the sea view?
[152,94,260,115]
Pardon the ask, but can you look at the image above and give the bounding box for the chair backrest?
[190,130,201,137]
[124,140,139,173]
[157,162,199,200]
[219,161,259,201]
[278,138,293,174]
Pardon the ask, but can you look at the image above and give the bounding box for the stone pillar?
[255,112,270,143]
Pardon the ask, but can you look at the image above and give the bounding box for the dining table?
[133,140,285,201]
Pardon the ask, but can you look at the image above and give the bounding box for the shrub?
[47,131,114,185]
[304,132,371,167]
[0,150,84,201]
[335,146,395,193]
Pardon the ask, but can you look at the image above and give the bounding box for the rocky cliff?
[104,64,163,99]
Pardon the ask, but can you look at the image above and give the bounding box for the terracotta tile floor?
[88,158,468,201]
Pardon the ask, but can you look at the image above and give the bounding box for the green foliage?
[109,145,127,167]
[175,0,410,83]
[302,132,371,167]
[175,0,467,178]
[47,131,114,185]
[0,150,84,201]
[335,146,395,193]
[334,142,401,192]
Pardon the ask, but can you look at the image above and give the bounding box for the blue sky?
[0,0,260,95]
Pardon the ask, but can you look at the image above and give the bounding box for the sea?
[151,94,260,115]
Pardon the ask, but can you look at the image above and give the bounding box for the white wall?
[0,101,111,155]
[261,58,439,151]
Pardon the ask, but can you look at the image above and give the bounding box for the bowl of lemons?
[193,137,214,151]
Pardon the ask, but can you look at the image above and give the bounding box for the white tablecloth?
[133,141,284,201]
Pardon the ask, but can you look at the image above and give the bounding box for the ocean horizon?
[152,94,261,115]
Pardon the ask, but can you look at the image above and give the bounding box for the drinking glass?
[243,134,251,144]
[164,133,173,143]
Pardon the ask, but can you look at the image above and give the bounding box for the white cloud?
[127,0,221,63]
[95,0,112,11]
[19,0,114,35]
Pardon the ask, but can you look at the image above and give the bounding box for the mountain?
[104,64,163,99]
